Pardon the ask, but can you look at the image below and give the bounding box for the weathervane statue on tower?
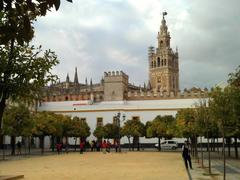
[162,11,167,19]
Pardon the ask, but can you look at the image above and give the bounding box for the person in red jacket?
[102,140,107,154]
[80,141,85,154]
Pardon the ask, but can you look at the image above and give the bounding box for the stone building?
[36,13,208,146]
[41,14,185,103]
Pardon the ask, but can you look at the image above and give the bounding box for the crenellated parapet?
[127,88,208,100]
[104,70,128,79]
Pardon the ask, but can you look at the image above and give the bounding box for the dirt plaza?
[0,152,188,180]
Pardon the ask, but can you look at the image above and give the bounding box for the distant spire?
[85,77,88,85]
[74,67,79,84]
[66,73,70,83]
[147,80,152,90]
[90,78,93,86]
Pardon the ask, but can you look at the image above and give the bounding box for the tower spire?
[66,73,70,83]
[74,67,79,84]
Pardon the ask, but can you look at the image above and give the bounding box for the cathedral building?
[41,13,181,103]
[38,13,207,145]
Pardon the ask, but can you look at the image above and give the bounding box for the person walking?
[56,143,62,155]
[182,141,193,169]
[80,141,85,154]
[102,140,107,154]
[17,140,22,155]
[106,140,111,153]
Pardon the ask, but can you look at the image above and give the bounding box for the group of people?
[55,139,120,155]
[81,140,120,154]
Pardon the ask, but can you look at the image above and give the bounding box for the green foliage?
[228,65,240,88]
[0,0,72,45]
[210,86,240,137]
[93,126,105,140]
[32,111,58,137]
[147,115,176,139]
[121,119,145,138]
[176,108,196,138]
[70,116,90,138]
[0,44,59,101]
[3,104,33,136]
[103,123,119,139]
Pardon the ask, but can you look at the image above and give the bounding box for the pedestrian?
[80,141,85,154]
[102,140,107,154]
[96,141,101,152]
[17,140,22,155]
[182,141,193,169]
[106,140,111,153]
[56,143,62,155]
[115,140,119,152]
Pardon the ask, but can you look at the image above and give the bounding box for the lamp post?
[116,112,125,152]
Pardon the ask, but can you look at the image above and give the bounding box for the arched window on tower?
[157,57,160,67]
[154,61,156,68]
[161,59,164,66]
[151,61,154,68]
[164,59,166,66]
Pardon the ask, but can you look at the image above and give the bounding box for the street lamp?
[116,112,126,152]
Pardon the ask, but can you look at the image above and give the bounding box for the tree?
[0,0,72,131]
[210,87,236,180]
[0,44,59,131]
[32,111,57,154]
[0,0,72,45]
[93,126,105,142]
[146,115,176,151]
[121,119,145,151]
[3,104,33,155]
[103,123,119,140]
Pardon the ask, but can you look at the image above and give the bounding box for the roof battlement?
[127,88,208,100]
[104,71,128,78]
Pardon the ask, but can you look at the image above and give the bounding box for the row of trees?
[2,105,90,155]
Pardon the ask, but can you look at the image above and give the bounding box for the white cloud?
[32,0,240,89]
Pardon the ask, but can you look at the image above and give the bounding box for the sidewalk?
[189,156,240,180]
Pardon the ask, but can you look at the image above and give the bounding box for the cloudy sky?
[33,0,240,90]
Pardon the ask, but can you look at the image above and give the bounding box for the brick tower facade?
[148,12,179,94]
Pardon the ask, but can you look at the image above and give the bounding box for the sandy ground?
[0,152,188,180]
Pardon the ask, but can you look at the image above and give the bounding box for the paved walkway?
[0,152,188,180]
[189,156,240,180]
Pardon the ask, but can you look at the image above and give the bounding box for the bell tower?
[148,12,179,94]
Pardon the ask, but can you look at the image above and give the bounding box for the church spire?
[74,67,79,84]
[66,73,70,83]
[158,11,170,49]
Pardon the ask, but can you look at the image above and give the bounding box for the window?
[132,116,140,121]
[80,118,86,123]
[113,116,118,125]
[164,59,166,66]
[97,117,103,127]
[65,96,68,101]
[157,57,160,67]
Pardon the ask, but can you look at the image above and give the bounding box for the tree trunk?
[28,136,31,154]
[127,136,131,151]
[207,131,211,174]
[51,136,55,152]
[223,134,226,180]
[11,136,16,155]
[200,136,204,168]
[0,97,6,130]
[227,137,231,157]
[234,137,238,159]
[158,137,161,151]
[217,138,219,154]
[74,137,77,151]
